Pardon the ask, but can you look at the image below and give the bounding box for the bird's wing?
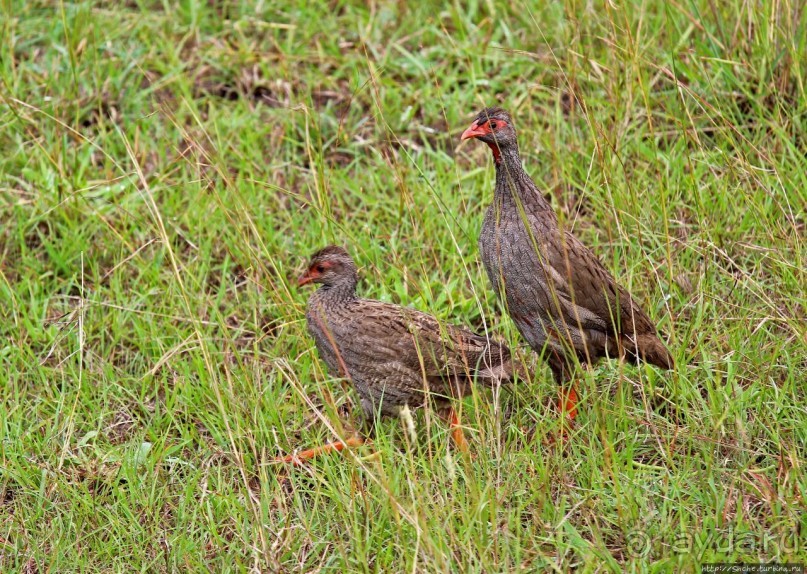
[350,300,511,379]
[535,228,657,337]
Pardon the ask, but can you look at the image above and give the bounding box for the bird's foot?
[275,435,367,466]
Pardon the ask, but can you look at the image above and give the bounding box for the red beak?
[297,271,315,287]
[461,121,488,141]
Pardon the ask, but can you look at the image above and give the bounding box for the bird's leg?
[276,413,374,467]
[543,352,578,446]
[558,385,578,421]
[548,350,578,421]
[542,385,578,447]
[275,434,366,466]
[438,406,470,453]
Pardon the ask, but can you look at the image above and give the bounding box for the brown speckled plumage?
[301,246,521,419]
[464,107,674,384]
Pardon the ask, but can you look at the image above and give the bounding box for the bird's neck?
[493,146,553,212]
[312,277,357,305]
[493,144,521,169]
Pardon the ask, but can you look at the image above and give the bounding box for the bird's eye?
[315,264,325,273]
[488,121,497,129]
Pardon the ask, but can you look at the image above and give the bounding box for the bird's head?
[460,107,517,160]
[297,245,357,288]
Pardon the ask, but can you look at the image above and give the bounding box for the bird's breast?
[479,210,555,320]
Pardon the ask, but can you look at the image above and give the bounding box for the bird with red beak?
[278,245,524,465]
[460,105,674,428]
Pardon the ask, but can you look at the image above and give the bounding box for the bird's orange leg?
[542,385,578,447]
[439,407,470,453]
[559,385,578,421]
[275,435,366,466]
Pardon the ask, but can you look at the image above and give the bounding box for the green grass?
[1,0,805,571]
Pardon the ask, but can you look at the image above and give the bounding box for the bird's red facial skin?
[297,261,331,287]
[461,119,503,163]
[486,141,502,163]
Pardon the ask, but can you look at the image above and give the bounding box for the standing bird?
[278,245,522,464]
[460,107,673,419]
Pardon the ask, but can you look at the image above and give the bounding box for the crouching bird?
[277,245,523,465]
[461,107,674,420]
